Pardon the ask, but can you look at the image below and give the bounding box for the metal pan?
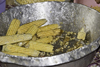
[0,2,100,66]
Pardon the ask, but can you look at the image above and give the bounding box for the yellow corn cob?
[37,29,61,37]
[32,35,37,41]
[16,0,65,5]
[6,19,20,35]
[5,19,21,50]
[4,45,40,56]
[18,25,38,46]
[18,19,47,34]
[25,42,30,48]
[38,24,60,32]
[25,32,55,48]
[24,36,37,48]
[2,45,6,51]
[91,7,100,12]
[29,41,53,52]
[3,52,28,57]
[12,43,18,46]
[36,36,53,43]
[0,34,32,45]
[16,0,34,5]
[77,28,86,40]
[25,24,38,36]
[17,41,28,46]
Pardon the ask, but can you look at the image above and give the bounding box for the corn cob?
[5,18,21,50]
[18,19,47,34]
[16,0,65,5]
[6,19,20,35]
[91,7,100,12]
[38,24,60,32]
[17,41,28,46]
[4,45,40,56]
[24,36,37,48]
[25,24,38,36]
[77,28,86,40]
[36,36,53,43]
[2,45,6,51]
[25,42,30,48]
[29,41,53,52]
[37,29,61,37]
[32,35,37,41]
[16,0,34,5]
[18,25,38,46]
[3,52,28,57]
[0,34,32,45]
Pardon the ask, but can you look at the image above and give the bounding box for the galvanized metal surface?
[0,2,99,66]
[0,51,96,67]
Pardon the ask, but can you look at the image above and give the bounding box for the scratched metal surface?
[0,2,99,66]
